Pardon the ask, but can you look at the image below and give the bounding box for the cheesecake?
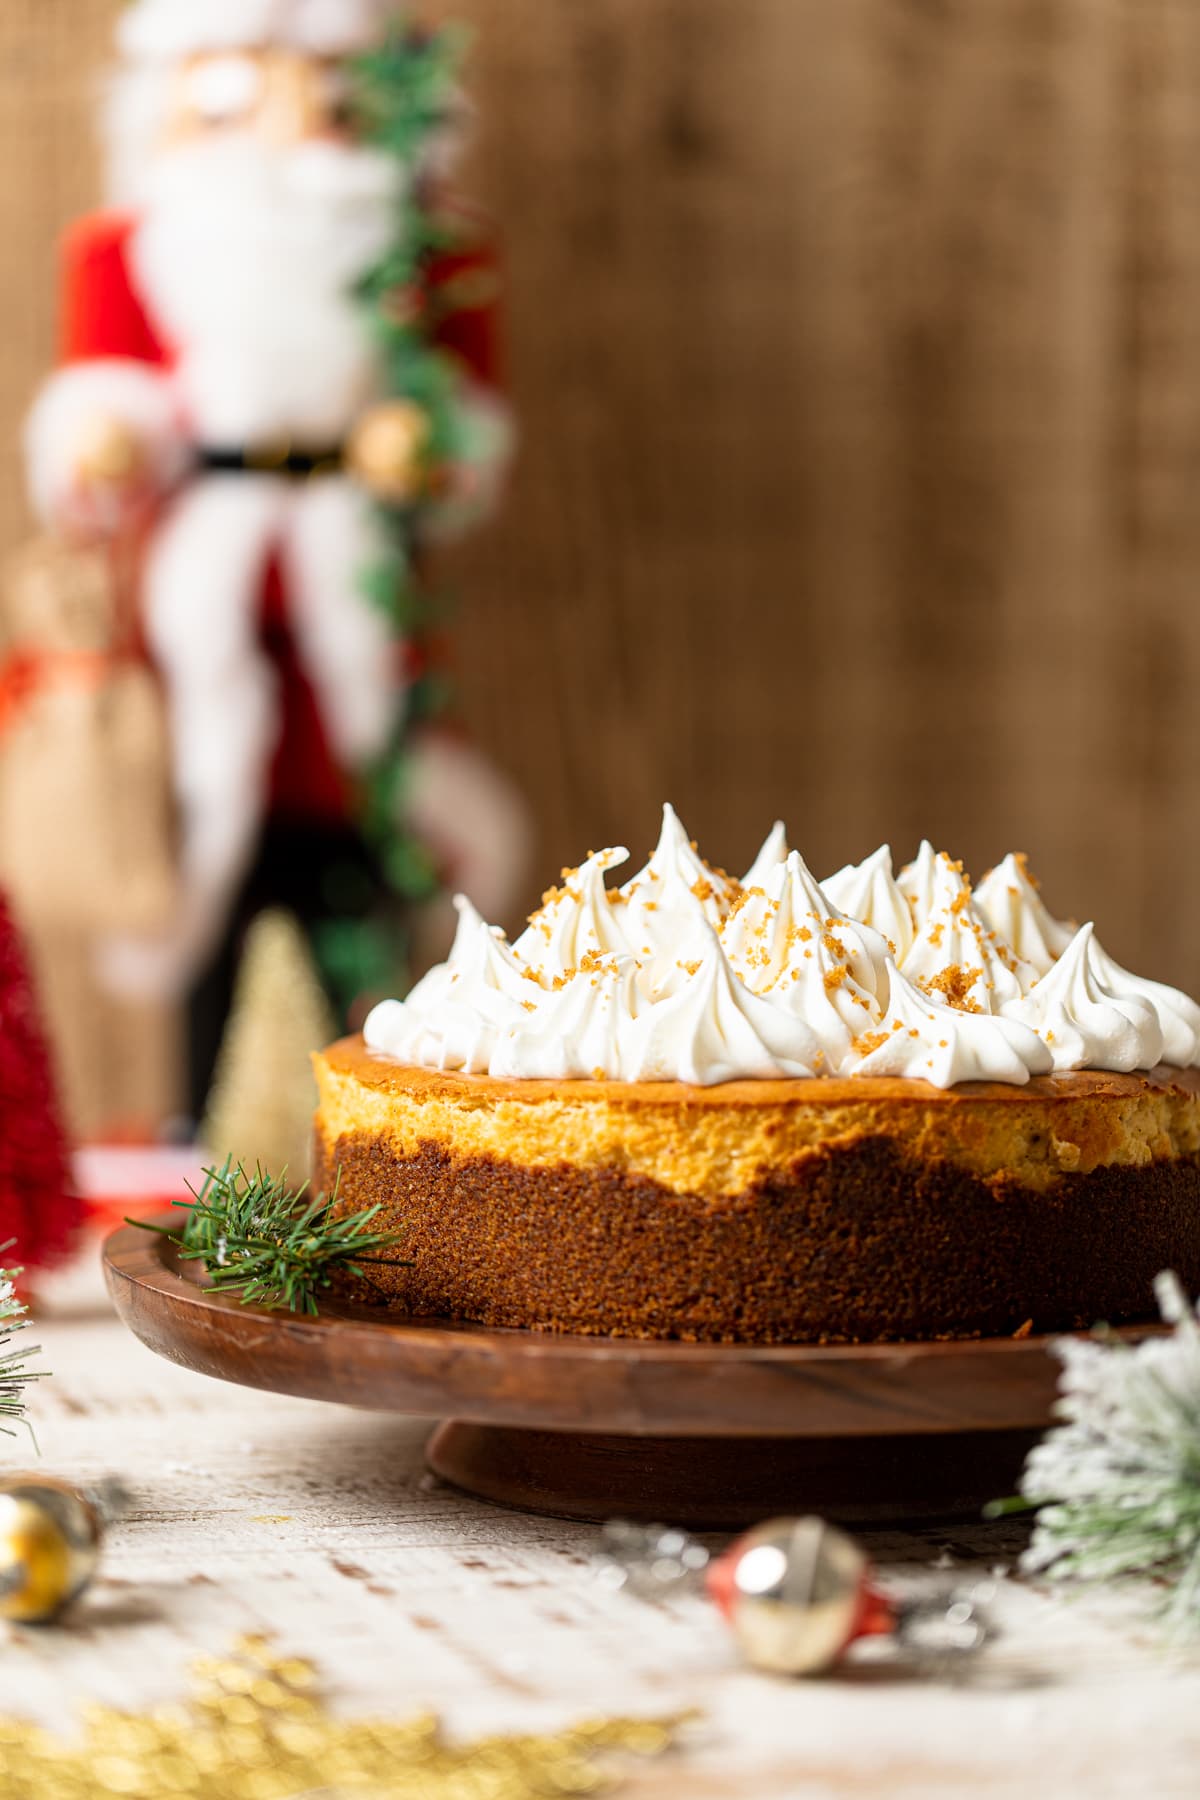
[312,808,1200,1342]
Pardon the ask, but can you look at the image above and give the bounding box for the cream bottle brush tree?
[202,910,337,1181]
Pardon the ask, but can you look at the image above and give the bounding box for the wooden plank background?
[4,2,1200,987]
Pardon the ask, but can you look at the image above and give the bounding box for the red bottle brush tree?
[0,893,81,1270]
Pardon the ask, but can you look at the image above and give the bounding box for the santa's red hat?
[119,0,401,60]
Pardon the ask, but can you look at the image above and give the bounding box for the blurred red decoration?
[0,892,82,1270]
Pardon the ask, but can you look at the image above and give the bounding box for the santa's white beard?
[131,135,400,446]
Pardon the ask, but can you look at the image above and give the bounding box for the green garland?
[354,21,467,936]
[314,22,474,1011]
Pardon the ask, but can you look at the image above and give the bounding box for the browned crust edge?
[321,1036,1200,1109]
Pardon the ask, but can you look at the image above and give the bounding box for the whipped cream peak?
[364,895,532,1076]
[511,846,633,983]
[617,804,740,996]
[361,811,1200,1088]
[822,845,915,962]
[409,894,522,1005]
[1085,936,1200,1067]
[620,803,738,926]
[454,898,530,993]
[898,850,1032,1013]
[897,839,939,921]
[741,820,789,889]
[769,850,890,997]
[440,892,490,976]
[843,961,1053,1086]
[720,851,884,1068]
[622,922,823,1084]
[1003,923,1165,1073]
[974,852,1075,977]
[490,951,645,1082]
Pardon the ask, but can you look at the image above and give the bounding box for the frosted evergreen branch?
[1016,1272,1200,1635]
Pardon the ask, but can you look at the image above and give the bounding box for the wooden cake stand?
[103,1221,1150,1527]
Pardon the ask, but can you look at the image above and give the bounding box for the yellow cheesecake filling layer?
[314,1041,1200,1201]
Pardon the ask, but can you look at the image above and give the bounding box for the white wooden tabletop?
[7,1240,1199,1800]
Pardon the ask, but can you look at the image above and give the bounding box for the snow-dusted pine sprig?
[0,1257,42,1441]
[1015,1273,1200,1635]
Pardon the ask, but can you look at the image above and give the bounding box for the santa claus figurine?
[22,0,526,1113]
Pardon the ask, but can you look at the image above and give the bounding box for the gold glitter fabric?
[0,1635,689,1799]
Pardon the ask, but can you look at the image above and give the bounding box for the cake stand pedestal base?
[426,1422,1042,1528]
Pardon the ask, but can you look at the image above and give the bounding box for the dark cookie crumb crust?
[315,1128,1200,1343]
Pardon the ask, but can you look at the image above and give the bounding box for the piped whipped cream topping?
[364,806,1200,1087]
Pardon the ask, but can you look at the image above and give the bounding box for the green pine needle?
[132,1160,411,1317]
[0,1248,45,1442]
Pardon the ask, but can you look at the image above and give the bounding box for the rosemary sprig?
[132,1160,411,1317]
[0,1249,44,1442]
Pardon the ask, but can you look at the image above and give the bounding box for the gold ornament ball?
[0,1477,103,1624]
[716,1516,867,1675]
[348,400,432,502]
[73,413,145,488]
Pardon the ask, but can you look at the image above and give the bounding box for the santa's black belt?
[197,445,344,477]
